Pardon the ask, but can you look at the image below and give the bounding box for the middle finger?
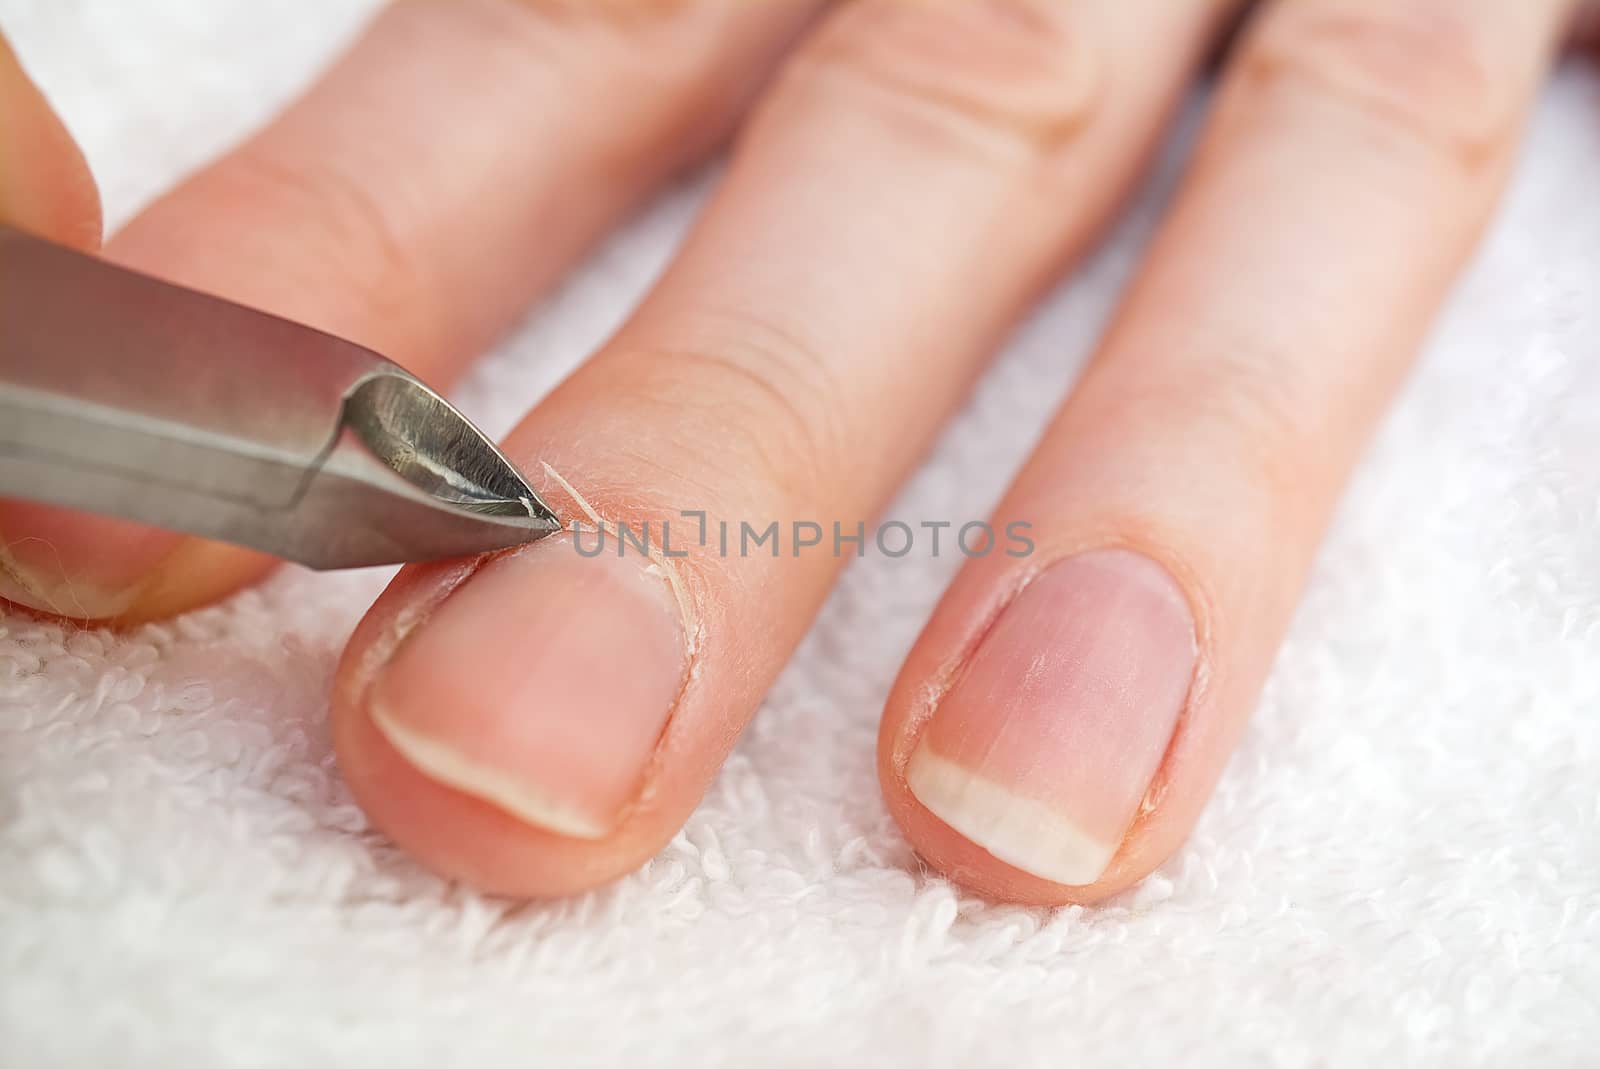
[332,0,1236,894]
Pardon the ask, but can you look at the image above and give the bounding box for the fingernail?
[907,549,1196,886]
[367,534,688,840]
[0,505,176,618]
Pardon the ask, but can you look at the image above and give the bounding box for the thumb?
[0,32,100,249]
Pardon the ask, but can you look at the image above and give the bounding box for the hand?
[1,0,1586,904]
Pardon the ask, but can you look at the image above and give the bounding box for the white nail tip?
[906,744,1117,887]
[370,705,611,841]
[0,549,136,619]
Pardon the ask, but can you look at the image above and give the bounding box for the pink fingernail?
[367,534,687,839]
[906,549,1196,886]
[0,503,178,618]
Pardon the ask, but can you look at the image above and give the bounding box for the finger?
[0,0,812,622]
[880,0,1577,903]
[0,33,100,248]
[330,0,1237,896]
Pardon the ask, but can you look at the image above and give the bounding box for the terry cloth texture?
[1,3,1597,1066]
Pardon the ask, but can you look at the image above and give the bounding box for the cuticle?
[1051,535,1216,851]
[896,557,1049,775]
[519,465,705,828]
[599,540,703,825]
[357,549,500,707]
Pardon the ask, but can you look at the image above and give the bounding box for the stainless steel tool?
[0,225,560,569]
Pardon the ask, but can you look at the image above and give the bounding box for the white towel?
[2,3,1597,1066]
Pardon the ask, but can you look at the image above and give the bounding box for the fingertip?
[0,505,274,624]
[108,539,278,625]
[877,549,1207,906]
[333,674,618,897]
[879,719,1179,907]
[329,548,693,898]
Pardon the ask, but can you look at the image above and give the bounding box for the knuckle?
[1239,3,1515,168]
[441,0,764,164]
[788,0,1103,160]
[482,0,701,65]
[224,145,437,344]
[1203,363,1319,507]
[1115,344,1320,516]
[500,0,747,111]
[627,318,847,517]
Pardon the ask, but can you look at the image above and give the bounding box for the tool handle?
[0,224,388,508]
[0,226,557,569]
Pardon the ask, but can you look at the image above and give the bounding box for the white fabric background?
[1,3,1597,1066]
